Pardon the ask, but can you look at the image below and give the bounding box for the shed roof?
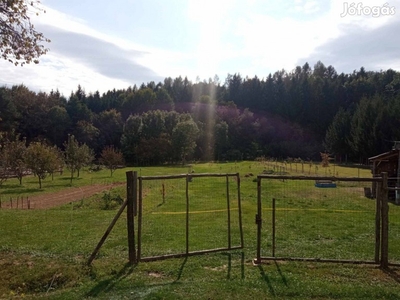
[369,149,400,162]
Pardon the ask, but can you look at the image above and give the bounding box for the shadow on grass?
[336,163,371,170]
[258,264,276,296]
[220,252,245,280]
[85,262,137,297]
[383,266,400,284]
[0,188,41,195]
[0,184,24,189]
[174,257,188,282]
[59,177,83,181]
[274,261,288,286]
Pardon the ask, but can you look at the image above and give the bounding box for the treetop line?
[1,3,398,163]
[1,64,399,165]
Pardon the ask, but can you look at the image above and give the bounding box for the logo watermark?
[340,2,396,17]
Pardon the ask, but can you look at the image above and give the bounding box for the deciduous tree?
[24,142,58,188]
[64,135,94,181]
[0,0,50,65]
[172,120,199,164]
[100,145,124,177]
[6,136,27,184]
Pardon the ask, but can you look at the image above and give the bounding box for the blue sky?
[1,0,400,96]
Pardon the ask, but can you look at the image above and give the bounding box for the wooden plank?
[237,173,244,248]
[381,172,389,268]
[87,198,128,265]
[137,177,143,261]
[126,171,136,265]
[139,246,243,262]
[254,177,262,264]
[375,180,381,263]
[140,173,238,180]
[272,198,276,257]
[257,256,377,265]
[226,175,231,249]
[186,174,190,254]
[257,175,382,182]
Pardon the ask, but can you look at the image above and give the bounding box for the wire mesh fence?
[255,175,383,264]
[388,184,400,265]
[137,173,243,262]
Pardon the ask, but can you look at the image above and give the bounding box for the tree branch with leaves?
[0,0,50,66]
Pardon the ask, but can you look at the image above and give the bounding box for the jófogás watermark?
[340,2,395,17]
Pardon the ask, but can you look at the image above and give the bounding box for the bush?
[100,192,124,210]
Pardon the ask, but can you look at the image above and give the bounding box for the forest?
[1,61,400,166]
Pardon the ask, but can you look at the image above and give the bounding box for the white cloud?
[0,4,176,95]
[294,0,321,14]
[233,13,340,74]
[2,0,400,96]
[186,0,234,79]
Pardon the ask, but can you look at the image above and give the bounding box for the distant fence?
[253,174,391,267]
[0,196,31,209]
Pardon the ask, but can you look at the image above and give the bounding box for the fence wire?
[258,177,378,262]
[388,181,400,265]
[138,174,242,261]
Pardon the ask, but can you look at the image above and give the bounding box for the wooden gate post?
[375,178,382,263]
[226,175,231,249]
[380,172,389,269]
[126,171,137,265]
[254,176,262,265]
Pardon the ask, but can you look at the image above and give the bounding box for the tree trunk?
[70,168,74,184]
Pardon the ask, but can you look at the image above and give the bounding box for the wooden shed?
[369,147,400,201]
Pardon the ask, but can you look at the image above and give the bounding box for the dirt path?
[1,182,125,209]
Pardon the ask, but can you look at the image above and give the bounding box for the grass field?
[1,161,400,299]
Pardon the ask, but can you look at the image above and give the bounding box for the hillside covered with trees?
[1,61,400,166]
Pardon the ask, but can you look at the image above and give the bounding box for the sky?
[1,0,400,96]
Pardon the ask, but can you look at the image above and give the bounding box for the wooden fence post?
[226,175,231,249]
[375,179,381,264]
[254,176,262,264]
[126,171,137,265]
[272,198,276,257]
[381,172,389,268]
[237,173,244,248]
[137,177,143,261]
[186,174,190,255]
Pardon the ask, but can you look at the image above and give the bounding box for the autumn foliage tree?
[5,136,27,184]
[0,0,50,65]
[0,136,11,187]
[100,145,124,177]
[320,152,331,168]
[24,142,59,188]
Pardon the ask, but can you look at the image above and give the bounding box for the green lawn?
[1,162,400,299]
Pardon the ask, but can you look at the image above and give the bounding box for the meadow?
[1,161,400,299]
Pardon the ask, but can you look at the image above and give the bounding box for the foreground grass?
[2,161,400,299]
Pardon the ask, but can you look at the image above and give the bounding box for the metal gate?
[136,173,244,262]
[254,174,389,267]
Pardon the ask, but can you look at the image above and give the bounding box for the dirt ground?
[0,182,125,209]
